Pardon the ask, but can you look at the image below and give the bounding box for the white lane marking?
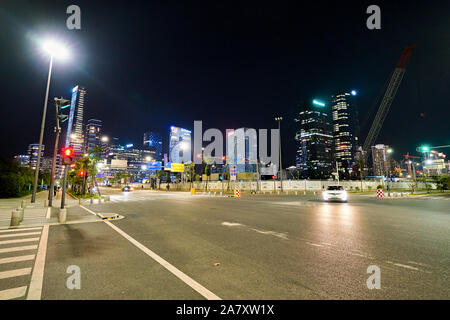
[387,261,420,271]
[0,227,42,234]
[0,254,35,265]
[0,232,41,238]
[0,238,40,245]
[27,225,49,300]
[0,286,28,300]
[0,268,32,280]
[221,222,244,227]
[0,245,38,254]
[83,203,221,299]
[46,207,51,219]
[222,221,288,240]
[407,261,430,267]
[249,228,289,240]
[306,242,324,247]
[103,220,221,300]
[80,205,98,216]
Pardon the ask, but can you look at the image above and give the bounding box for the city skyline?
[0,1,449,163]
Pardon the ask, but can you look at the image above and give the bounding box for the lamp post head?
[42,40,69,60]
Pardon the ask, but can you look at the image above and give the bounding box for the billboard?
[148,161,162,170]
[171,163,184,173]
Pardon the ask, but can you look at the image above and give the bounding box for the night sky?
[1,0,449,166]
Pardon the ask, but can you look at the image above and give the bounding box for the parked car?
[122,186,134,192]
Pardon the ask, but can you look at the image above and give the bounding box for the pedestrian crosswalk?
[0,227,43,300]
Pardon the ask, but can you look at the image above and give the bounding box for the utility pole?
[32,56,54,203]
[275,117,283,191]
[61,165,68,209]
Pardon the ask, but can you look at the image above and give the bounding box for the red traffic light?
[79,170,85,177]
[63,147,74,157]
[62,147,75,165]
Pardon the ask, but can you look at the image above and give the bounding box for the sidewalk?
[0,191,99,230]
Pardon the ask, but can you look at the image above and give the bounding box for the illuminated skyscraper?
[169,126,191,163]
[85,119,102,153]
[27,143,44,170]
[65,85,86,158]
[371,144,392,176]
[226,128,258,173]
[143,131,162,161]
[294,101,333,178]
[331,91,360,175]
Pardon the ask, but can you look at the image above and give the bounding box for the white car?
[322,185,347,202]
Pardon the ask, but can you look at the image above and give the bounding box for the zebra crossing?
[0,227,43,300]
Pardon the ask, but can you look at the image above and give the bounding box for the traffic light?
[79,170,85,177]
[419,145,430,152]
[62,147,74,165]
[219,174,223,181]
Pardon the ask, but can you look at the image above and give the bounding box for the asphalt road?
[40,188,449,299]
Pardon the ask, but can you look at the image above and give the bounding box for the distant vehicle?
[322,185,347,202]
[122,186,134,192]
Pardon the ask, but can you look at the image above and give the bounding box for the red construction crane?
[362,46,415,164]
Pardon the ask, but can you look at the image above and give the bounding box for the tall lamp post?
[31,40,69,203]
[275,117,283,191]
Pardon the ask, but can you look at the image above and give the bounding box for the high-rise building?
[15,155,30,167]
[169,126,191,163]
[294,101,333,178]
[143,131,162,161]
[27,143,44,170]
[371,144,392,176]
[65,85,86,158]
[331,91,360,175]
[226,128,258,173]
[85,119,102,153]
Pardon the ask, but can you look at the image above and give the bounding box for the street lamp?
[31,39,70,203]
[275,116,283,191]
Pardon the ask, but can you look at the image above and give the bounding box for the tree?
[184,161,195,189]
[0,157,39,198]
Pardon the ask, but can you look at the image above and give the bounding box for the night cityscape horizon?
[0,0,448,307]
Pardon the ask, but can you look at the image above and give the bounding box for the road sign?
[171,163,184,173]
[148,161,162,170]
[230,165,237,181]
[234,189,241,198]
